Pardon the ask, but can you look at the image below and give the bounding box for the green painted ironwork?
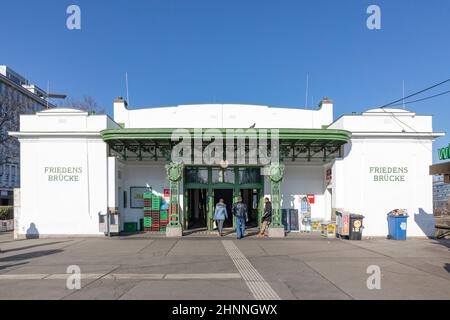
[101,128,350,162]
[268,163,285,227]
[165,162,183,227]
[183,166,264,231]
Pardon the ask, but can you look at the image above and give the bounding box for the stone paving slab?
[118,279,253,300]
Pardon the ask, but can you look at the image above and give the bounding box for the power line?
[379,77,450,108]
[390,89,450,107]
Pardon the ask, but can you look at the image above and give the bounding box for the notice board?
[289,209,299,231]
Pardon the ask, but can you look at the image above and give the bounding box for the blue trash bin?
[387,215,409,240]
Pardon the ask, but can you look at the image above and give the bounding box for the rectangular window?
[239,168,261,184]
[185,167,208,184]
[212,168,235,184]
[123,190,127,208]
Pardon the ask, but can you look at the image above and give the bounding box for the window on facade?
[212,168,235,184]
[239,168,261,184]
[185,168,208,184]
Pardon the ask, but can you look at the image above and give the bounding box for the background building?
[0,65,54,205]
[433,175,450,215]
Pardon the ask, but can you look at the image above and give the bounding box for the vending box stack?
[151,194,162,231]
[160,210,169,231]
[151,210,160,231]
[143,193,153,231]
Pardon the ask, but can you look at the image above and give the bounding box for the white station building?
[9,98,444,239]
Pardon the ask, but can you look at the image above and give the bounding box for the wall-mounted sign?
[164,189,170,198]
[130,187,150,208]
[369,166,408,182]
[438,144,450,161]
[44,167,82,182]
[307,194,315,204]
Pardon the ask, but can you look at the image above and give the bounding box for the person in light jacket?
[214,198,228,236]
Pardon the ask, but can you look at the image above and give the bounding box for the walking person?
[232,196,248,239]
[214,198,228,236]
[257,197,272,237]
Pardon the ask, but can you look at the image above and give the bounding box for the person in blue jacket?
[214,198,228,236]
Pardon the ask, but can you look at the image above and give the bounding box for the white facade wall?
[114,100,333,129]
[332,138,435,237]
[329,108,440,237]
[12,109,120,239]
[267,164,330,221]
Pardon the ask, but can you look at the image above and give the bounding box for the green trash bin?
[123,222,138,233]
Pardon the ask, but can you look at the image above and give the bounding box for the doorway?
[186,189,208,230]
[213,189,233,228]
[240,188,260,228]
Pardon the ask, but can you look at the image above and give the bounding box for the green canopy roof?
[101,128,351,162]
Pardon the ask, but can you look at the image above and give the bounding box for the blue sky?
[1,0,449,161]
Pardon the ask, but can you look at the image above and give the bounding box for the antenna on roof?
[304,74,309,109]
[402,80,405,110]
[125,72,130,106]
[47,80,50,108]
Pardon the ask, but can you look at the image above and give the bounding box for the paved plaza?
[0,231,449,300]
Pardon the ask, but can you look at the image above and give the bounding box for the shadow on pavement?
[430,239,450,274]
[0,261,28,271]
[0,241,69,254]
[0,249,63,263]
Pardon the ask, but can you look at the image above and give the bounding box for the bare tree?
[59,95,105,114]
[0,93,30,166]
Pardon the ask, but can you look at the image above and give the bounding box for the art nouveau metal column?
[268,163,285,237]
[165,162,184,237]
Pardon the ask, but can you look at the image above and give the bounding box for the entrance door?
[186,189,208,230]
[213,189,233,228]
[240,188,260,228]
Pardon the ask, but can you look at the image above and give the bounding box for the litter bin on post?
[349,214,364,240]
[387,211,409,240]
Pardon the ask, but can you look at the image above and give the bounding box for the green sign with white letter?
[438,144,450,161]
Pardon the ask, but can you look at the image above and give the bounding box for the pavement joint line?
[301,260,355,300]
[164,273,241,279]
[59,265,122,300]
[136,239,155,254]
[165,239,180,256]
[0,274,49,280]
[0,273,243,280]
[222,240,281,300]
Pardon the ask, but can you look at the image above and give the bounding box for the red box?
[164,189,170,198]
[307,194,315,204]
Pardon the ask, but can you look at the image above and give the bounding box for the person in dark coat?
[257,197,272,237]
[232,196,248,239]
